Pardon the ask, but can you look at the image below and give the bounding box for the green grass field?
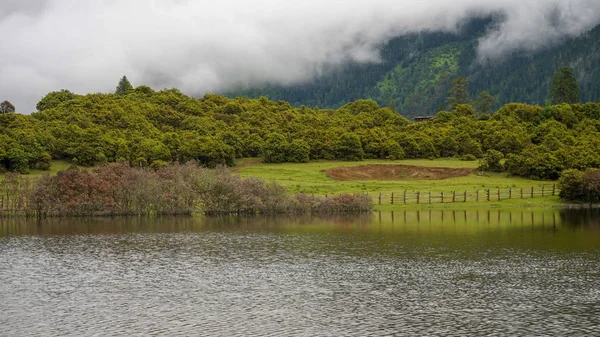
[30,160,76,176]
[0,160,77,181]
[235,158,561,210]
[235,158,555,195]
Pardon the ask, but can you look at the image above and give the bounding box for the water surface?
[1,209,600,336]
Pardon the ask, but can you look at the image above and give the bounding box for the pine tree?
[115,76,133,96]
[475,91,495,114]
[550,67,580,104]
[447,77,470,110]
[386,97,398,113]
[0,100,15,113]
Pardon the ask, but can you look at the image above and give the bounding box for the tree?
[478,149,504,172]
[475,91,495,114]
[115,76,133,95]
[288,139,310,163]
[36,90,76,111]
[332,133,364,161]
[0,100,15,113]
[550,67,580,104]
[386,97,398,114]
[447,77,470,110]
[262,133,289,163]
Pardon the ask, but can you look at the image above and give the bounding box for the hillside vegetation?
[1,86,600,183]
[233,20,600,117]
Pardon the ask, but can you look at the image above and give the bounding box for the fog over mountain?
[1,0,599,112]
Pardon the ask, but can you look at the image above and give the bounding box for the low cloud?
[1,0,599,112]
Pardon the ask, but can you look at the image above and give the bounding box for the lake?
[1,209,600,336]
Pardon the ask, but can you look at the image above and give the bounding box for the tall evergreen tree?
[550,67,580,104]
[386,97,398,114]
[115,76,133,96]
[0,100,15,113]
[475,91,495,114]
[447,77,470,110]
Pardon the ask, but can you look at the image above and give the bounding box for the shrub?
[262,133,289,163]
[460,154,477,161]
[317,193,373,213]
[558,169,585,201]
[505,146,564,180]
[382,140,405,160]
[332,133,364,161]
[478,150,504,172]
[288,139,310,163]
[558,168,600,203]
[7,162,375,216]
[582,169,600,203]
[150,160,169,170]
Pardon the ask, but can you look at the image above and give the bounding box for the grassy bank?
[373,196,562,211]
[236,158,554,195]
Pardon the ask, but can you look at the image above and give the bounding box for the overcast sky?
[1,0,600,112]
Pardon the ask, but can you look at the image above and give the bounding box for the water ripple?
[1,220,599,336]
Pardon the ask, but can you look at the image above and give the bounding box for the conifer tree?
[447,77,470,110]
[0,100,15,113]
[550,67,580,104]
[115,76,133,95]
[475,91,495,114]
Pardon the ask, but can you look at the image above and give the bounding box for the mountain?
[228,19,600,119]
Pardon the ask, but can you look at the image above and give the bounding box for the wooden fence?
[365,184,557,205]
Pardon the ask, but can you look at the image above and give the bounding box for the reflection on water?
[1,208,600,238]
[1,209,600,336]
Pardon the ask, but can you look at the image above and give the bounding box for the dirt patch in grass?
[324,164,476,181]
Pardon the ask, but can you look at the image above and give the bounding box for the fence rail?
[363,184,557,205]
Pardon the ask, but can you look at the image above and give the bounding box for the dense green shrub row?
[3,87,600,180]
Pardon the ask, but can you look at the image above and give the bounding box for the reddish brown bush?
[3,162,374,216]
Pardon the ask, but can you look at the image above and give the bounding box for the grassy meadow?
[235,158,555,194]
[235,158,561,209]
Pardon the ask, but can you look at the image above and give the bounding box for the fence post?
[391,193,394,205]
[378,192,381,205]
[521,188,523,199]
[404,190,407,204]
[464,191,467,202]
[498,188,501,201]
[542,185,545,197]
[487,189,490,202]
[417,192,420,204]
[429,192,432,204]
[452,191,456,203]
[509,188,512,199]
[531,186,534,198]
[552,184,556,196]
[476,190,479,202]
[441,191,444,203]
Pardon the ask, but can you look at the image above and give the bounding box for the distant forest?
[230,19,600,118]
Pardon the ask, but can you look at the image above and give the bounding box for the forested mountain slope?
[231,20,600,118]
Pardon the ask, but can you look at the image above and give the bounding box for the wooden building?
[414,116,434,122]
